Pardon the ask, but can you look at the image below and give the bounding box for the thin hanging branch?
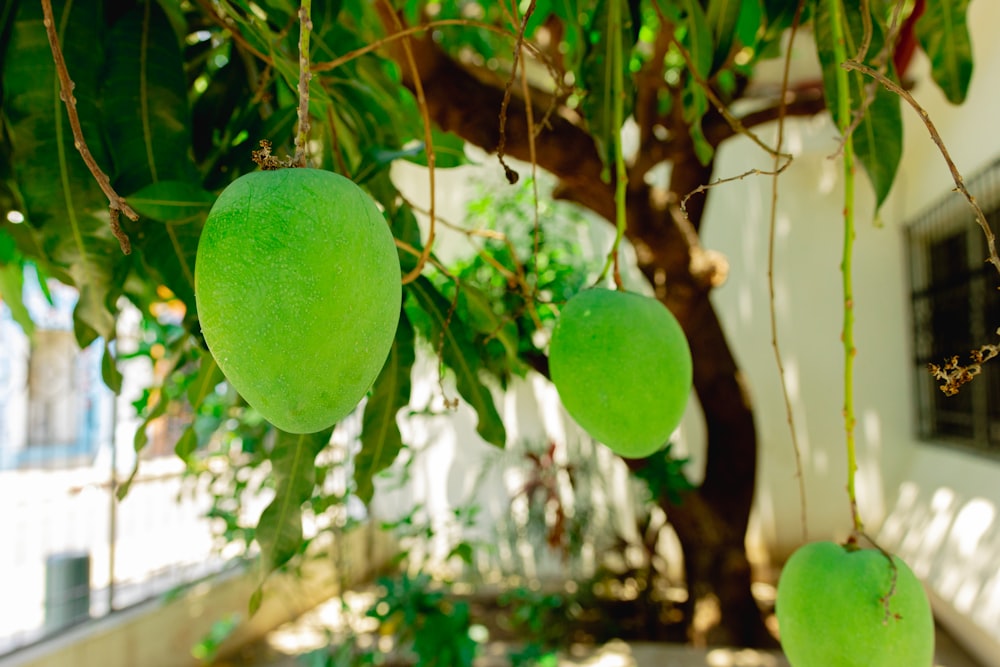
[596,0,628,289]
[379,0,437,285]
[768,0,809,543]
[293,0,313,167]
[650,0,790,164]
[495,0,537,185]
[843,59,1000,279]
[827,0,864,535]
[193,0,274,65]
[42,0,136,254]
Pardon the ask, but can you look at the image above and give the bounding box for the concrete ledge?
[929,588,1000,667]
[1,524,395,667]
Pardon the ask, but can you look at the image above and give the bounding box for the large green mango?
[548,288,692,458]
[777,541,934,667]
[195,168,401,433]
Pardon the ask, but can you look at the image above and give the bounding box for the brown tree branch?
[42,0,136,254]
[375,6,613,219]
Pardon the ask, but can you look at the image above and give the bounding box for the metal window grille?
[907,157,1000,456]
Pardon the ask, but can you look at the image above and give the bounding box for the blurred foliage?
[0,0,977,618]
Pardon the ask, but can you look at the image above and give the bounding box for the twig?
[380,1,437,285]
[41,0,136,254]
[194,0,274,65]
[827,0,864,535]
[495,0,536,185]
[855,0,873,63]
[851,532,902,624]
[313,19,551,74]
[403,193,543,330]
[518,35,545,330]
[830,0,908,160]
[842,59,1000,278]
[394,240,459,408]
[768,0,809,543]
[649,0,789,163]
[680,165,789,217]
[293,0,313,167]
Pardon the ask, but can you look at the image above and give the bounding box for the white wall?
[699,2,1000,662]
[698,113,910,556]
[876,3,1000,662]
[383,6,1000,656]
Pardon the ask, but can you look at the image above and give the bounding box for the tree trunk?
[624,148,773,647]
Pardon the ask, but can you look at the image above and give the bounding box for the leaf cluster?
[0,0,979,616]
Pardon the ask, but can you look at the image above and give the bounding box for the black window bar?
[906,157,1000,456]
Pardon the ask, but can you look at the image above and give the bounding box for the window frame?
[906,157,1000,459]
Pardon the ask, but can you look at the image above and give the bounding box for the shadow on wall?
[878,480,1000,662]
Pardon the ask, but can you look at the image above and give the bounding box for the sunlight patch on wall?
[878,482,1000,652]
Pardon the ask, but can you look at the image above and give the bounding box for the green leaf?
[102,340,122,394]
[103,0,197,194]
[706,0,742,70]
[128,216,201,316]
[915,0,973,105]
[813,0,903,209]
[4,0,127,346]
[735,0,764,50]
[366,173,423,274]
[119,351,185,499]
[248,587,263,616]
[578,0,637,172]
[126,181,215,224]
[176,353,227,461]
[406,277,506,448]
[0,231,34,337]
[677,0,715,164]
[356,311,415,504]
[761,0,806,44]
[678,0,714,79]
[401,130,468,169]
[632,444,695,505]
[459,284,521,370]
[187,352,224,408]
[132,387,171,459]
[0,263,33,336]
[174,427,198,460]
[255,428,332,579]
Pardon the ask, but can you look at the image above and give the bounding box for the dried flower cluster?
[928,341,1000,396]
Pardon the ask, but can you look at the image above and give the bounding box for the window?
[907,158,1000,456]
[27,329,82,447]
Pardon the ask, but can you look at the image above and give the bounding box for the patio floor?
[218,594,986,667]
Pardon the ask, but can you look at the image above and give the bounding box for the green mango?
[549,289,692,458]
[777,541,934,667]
[196,168,401,433]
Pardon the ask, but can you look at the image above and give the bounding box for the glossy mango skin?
[548,289,692,458]
[195,168,401,433]
[776,541,934,667]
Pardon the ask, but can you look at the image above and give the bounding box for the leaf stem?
[843,59,1000,280]
[598,0,628,289]
[768,0,809,542]
[379,0,436,285]
[41,0,136,254]
[293,0,313,167]
[827,0,863,534]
